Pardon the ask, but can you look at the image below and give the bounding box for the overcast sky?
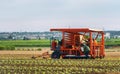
[0,0,120,32]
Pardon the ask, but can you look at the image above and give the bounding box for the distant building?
[105,32,110,39]
[114,35,120,39]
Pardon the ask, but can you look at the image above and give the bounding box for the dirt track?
[0,47,52,59]
[0,47,120,59]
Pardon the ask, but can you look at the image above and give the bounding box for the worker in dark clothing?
[59,39,63,46]
[81,43,90,58]
[51,39,57,51]
[51,39,61,59]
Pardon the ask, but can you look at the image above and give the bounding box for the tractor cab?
[50,28,105,59]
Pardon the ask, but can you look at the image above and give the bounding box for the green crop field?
[0,38,120,50]
[0,39,50,47]
[0,40,50,50]
[105,38,120,46]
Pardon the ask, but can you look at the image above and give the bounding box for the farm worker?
[59,39,63,46]
[51,39,57,51]
[81,43,90,58]
[56,40,61,50]
[79,35,85,43]
[85,38,90,46]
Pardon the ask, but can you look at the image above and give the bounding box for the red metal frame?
[50,28,105,58]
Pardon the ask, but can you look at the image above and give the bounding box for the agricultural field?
[0,40,50,50]
[0,47,120,74]
[0,58,120,74]
[0,39,120,74]
[0,38,120,50]
[0,39,50,47]
[105,38,120,46]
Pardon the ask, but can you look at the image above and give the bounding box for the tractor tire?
[51,50,61,59]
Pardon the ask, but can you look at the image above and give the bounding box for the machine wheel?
[100,55,105,59]
[51,50,61,59]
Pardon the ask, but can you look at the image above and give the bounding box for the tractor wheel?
[51,51,61,59]
[100,55,105,59]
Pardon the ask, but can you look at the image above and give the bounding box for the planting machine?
[50,28,105,59]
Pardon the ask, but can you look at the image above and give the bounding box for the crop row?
[0,59,120,74]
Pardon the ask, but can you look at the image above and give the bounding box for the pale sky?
[0,0,120,32]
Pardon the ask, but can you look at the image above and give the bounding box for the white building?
[105,32,110,39]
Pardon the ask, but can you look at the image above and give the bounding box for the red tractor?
[50,28,105,59]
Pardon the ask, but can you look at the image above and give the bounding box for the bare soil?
[0,47,52,59]
[0,47,120,59]
[0,47,51,54]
